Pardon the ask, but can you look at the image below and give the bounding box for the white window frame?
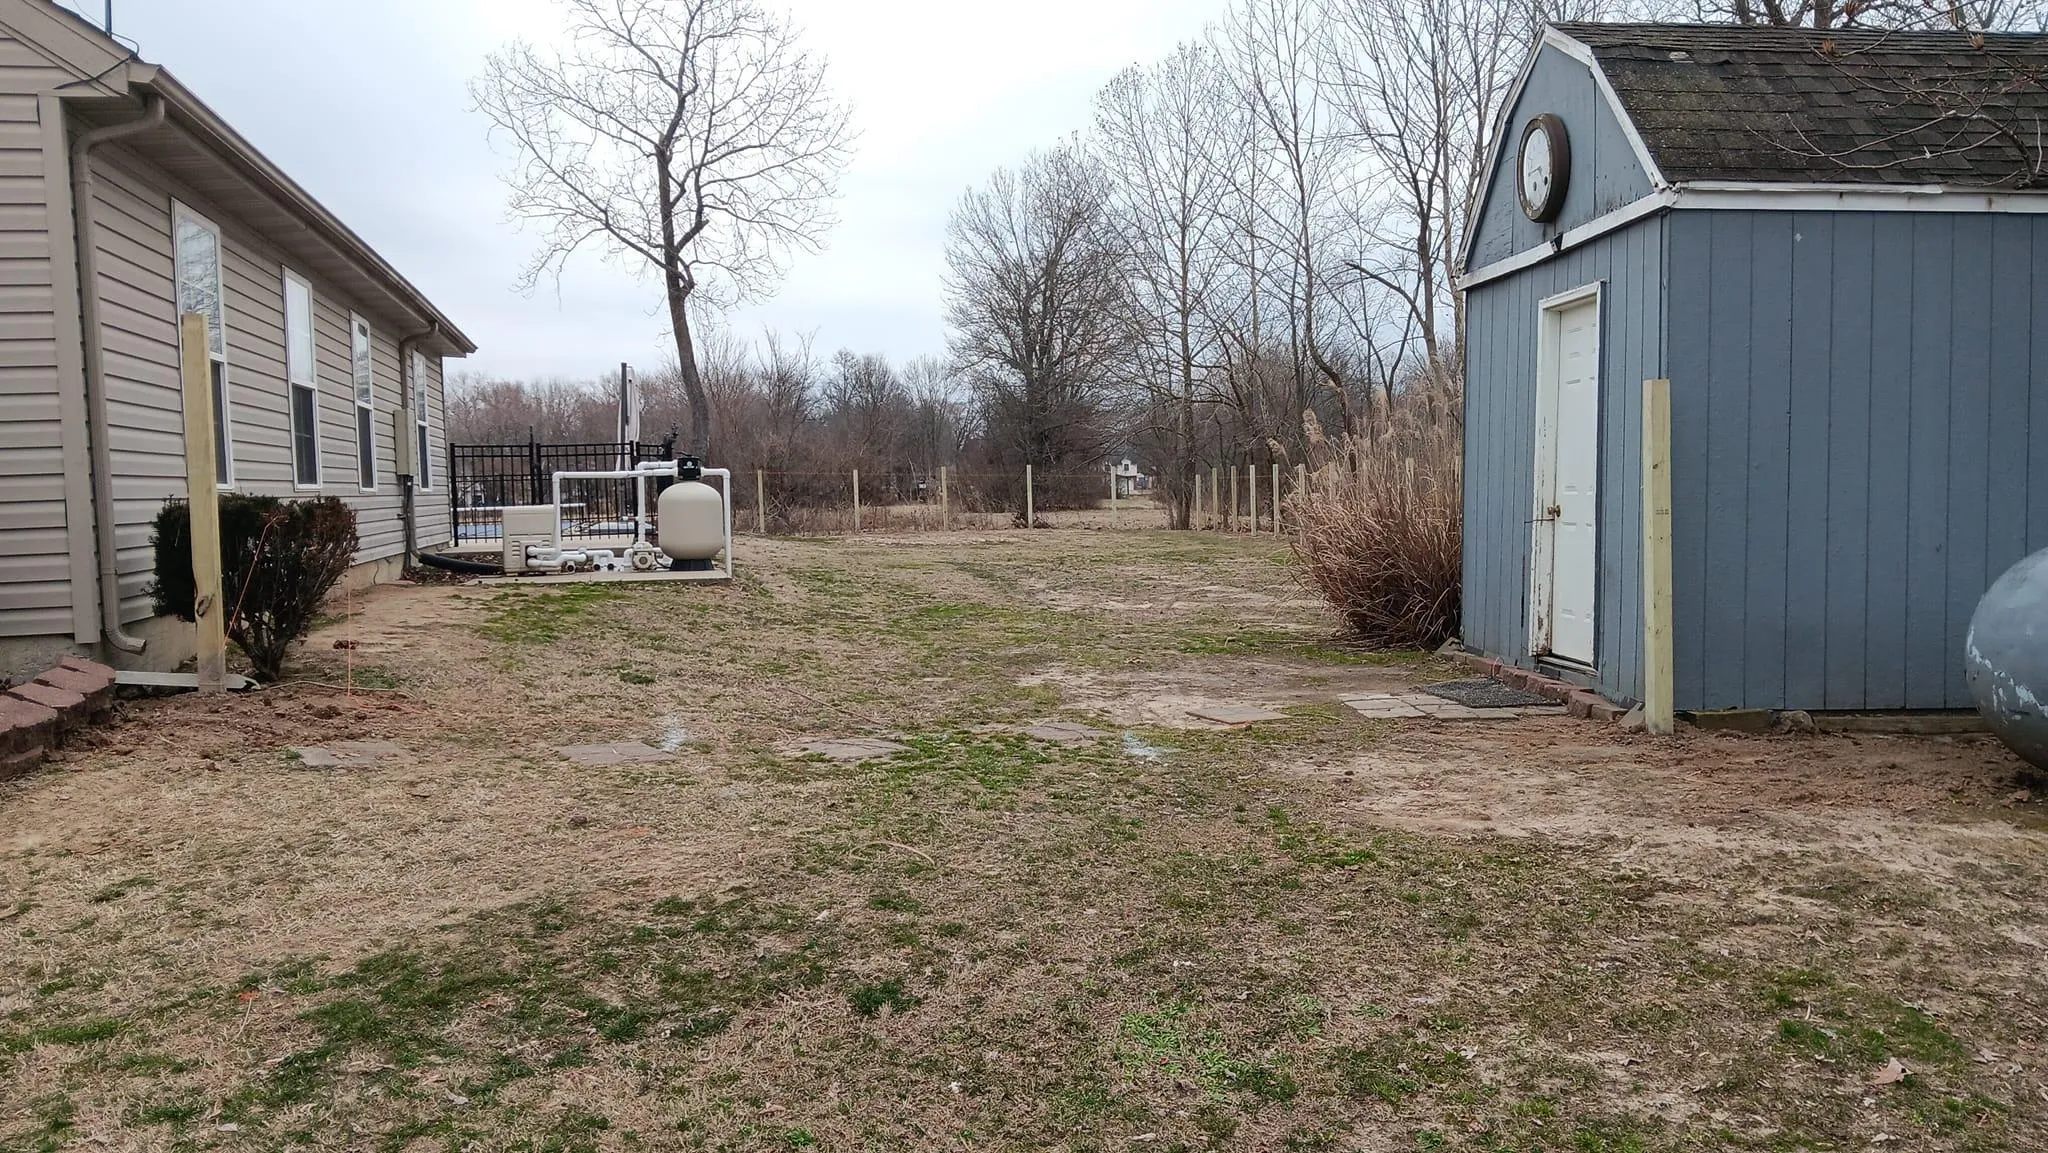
[350,312,378,492]
[282,268,322,490]
[410,348,434,491]
[171,200,232,489]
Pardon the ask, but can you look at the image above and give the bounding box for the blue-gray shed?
[1459,23,2048,713]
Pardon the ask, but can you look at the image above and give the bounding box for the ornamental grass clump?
[1285,394,1462,651]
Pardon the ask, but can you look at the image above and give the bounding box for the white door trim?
[1530,280,1603,667]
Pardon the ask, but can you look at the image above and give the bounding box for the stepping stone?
[1021,721,1109,743]
[558,742,672,767]
[799,738,911,762]
[1341,694,1428,720]
[290,741,410,769]
[1188,705,1288,726]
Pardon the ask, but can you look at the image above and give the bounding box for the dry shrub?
[1286,389,1462,650]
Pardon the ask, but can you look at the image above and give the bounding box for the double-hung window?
[283,270,320,487]
[410,349,433,490]
[350,313,377,490]
[172,202,230,487]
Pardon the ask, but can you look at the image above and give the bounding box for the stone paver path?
[1020,721,1110,743]
[1342,692,1566,721]
[1188,705,1290,726]
[798,738,912,762]
[558,742,674,767]
[290,740,410,769]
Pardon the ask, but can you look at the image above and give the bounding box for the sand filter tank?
[658,472,726,570]
[1966,546,2048,771]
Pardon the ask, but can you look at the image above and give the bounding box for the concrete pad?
[799,738,911,762]
[1188,705,1289,726]
[1342,694,1428,719]
[1021,721,1110,743]
[557,742,673,767]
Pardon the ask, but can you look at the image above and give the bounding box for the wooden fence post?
[1248,463,1259,536]
[1228,467,1239,533]
[1272,462,1282,536]
[852,468,861,534]
[940,465,949,528]
[1210,469,1220,532]
[755,469,766,535]
[1190,470,1200,530]
[1642,378,1675,735]
[1109,465,1117,522]
[1024,463,1034,528]
[179,312,226,693]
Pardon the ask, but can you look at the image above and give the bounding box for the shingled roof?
[1554,23,2048,188]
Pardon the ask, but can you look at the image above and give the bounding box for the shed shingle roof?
[1554,22,2048,187]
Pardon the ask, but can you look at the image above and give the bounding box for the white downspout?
[72,92,164,654]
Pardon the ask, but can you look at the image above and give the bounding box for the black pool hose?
[415,551,502,575]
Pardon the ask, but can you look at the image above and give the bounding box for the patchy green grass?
[475,585,628,644]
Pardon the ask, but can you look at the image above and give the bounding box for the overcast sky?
[64,0,1224,381]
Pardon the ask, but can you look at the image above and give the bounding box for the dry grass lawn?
[2,526,2044,1152]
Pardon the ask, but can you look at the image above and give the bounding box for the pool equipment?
[494,458,733,578]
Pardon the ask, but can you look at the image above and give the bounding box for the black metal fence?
[448,437,674,543]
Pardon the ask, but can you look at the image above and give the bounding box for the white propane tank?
[657,479,725,563]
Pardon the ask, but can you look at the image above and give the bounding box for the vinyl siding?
[89,147,442,624]
[1461,213,1665,707]
[0,33,73,637]
[1468,43,1656,272]
[1664,210,2048,711]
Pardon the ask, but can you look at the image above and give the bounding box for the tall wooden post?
[755,469,766,535]
[1271,463,1282,535]
[1248,463,1259,536]
[1642,378,1675,735]
[1228,466,1239,533]
[1109,464,1118,522]
[1024,464,1034,528]
[179,312,226,693]
[852,468,861,534]
[939,465,949,528]
[1191,470,1200,530]
[1210,469,1220,532]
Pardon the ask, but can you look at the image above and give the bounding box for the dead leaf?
[1870,1057,1909,1086]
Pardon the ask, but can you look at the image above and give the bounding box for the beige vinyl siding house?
[0,0,473,680]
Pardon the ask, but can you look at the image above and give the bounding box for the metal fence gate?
[448,436,674,543]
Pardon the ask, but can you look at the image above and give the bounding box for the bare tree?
[472,0,854,461]
[945,145,1136,510]
[1093,43,1234,528]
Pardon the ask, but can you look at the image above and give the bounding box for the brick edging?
[0,656,117,780]
[1445,649,1629,723]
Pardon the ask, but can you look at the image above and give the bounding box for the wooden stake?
[1024,463,1034,528]
[1109,463,1118,521]
[939,465,949,527]
[1272,462,1282,535]
[755,469,766,535]
[1228,466,1239,533]
[1210,468,1220,532]
[852,468,861,534]
[1190,470,1200,530]
[1642,378,1675,735]
[1248,463,1258,536]
[178,312,226,694]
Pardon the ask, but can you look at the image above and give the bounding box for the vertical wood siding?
[88,148,446,625]
[0,34,77,637]
[1663,210,2048,711]
[1462,213,1666,706]
[1468,44,1655,271]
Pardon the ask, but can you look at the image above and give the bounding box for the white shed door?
[1534,294,1600,666]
